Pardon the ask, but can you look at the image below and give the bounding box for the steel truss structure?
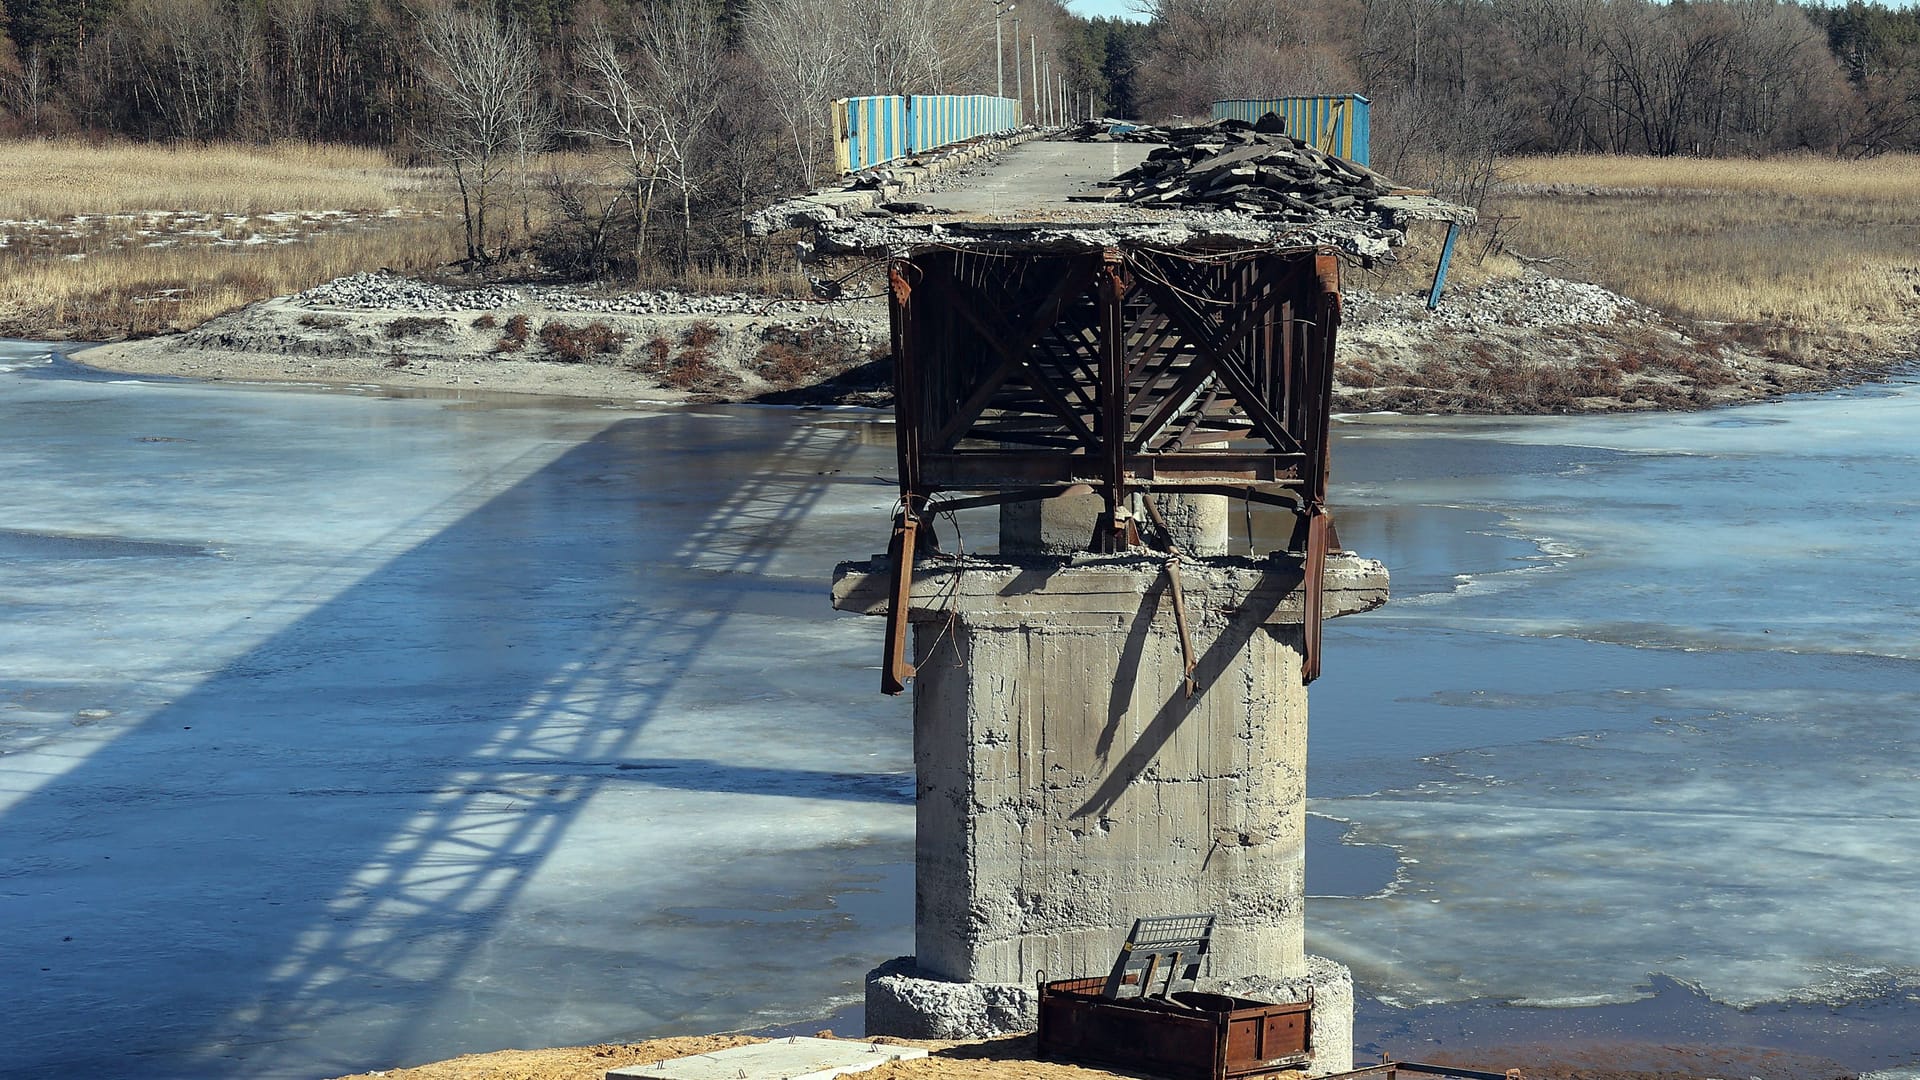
[880,243,1344,694]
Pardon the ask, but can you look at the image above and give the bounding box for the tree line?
[0,0,1095,273]
[3,0,1917,276]
[1134,0,1920,179]
[0,0,1083,143]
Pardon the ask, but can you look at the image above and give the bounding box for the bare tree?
[540,156,626,279]
[741,0,1006,184]
[100,0,263,140]
[631,0,724,270]
[571,23,660,271]
[743,0,853,189]
[1143,0,1362,118]
[415,6,544,264]
[570,0,723,275]
[22,45,49,130]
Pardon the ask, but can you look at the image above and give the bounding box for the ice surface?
[1310,375,1920,1014]
[7,337,1918,1075]
[0,342,913,1078]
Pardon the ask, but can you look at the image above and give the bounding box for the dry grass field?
[0,140,421,218]
[0,139,450,339]
[1494,153,1920,338]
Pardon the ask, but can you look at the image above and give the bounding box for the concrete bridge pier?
[829,498,1386,1074]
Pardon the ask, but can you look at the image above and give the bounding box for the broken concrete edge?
[1371,194,1478,228]
[864,957,1038,1041]
[745,127,1047,238]
[863,954,1356,1076]
[813,211,1407,260]
[829,550,1391,623]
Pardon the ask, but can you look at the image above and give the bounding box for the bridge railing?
[834,94,1022,174]
[1211,95,1371,165]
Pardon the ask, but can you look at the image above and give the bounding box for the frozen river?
[1,341,1916,1077]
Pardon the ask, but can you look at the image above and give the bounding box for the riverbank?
[73,273,894,408]
[330,1031,1865,1080]
[72,267,1912,414]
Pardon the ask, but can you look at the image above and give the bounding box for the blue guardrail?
[835,94,1021,173]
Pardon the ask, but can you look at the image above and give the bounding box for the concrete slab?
[606,1037,928,1080]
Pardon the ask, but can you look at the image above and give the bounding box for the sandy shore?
[70,285,893,408]
[327,1031,1863,1080]
[74,340,689,406]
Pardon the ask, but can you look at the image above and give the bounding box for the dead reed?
[1494,154,1920,331]
[0,139,426,219]
[0,138,448,338]
[1358,219,1523,299]
[0,218,454,339]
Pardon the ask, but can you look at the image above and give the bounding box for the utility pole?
[1030,35,1040,125]
[1041,59,1051,126]
[992,0,1014,99]
[1012,15,1022,121]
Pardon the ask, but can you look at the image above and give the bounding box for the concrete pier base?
[833,549,1385,1073]
[835,553,1386,982]
[863,957,1037,1040]
[862,953,1357,1075]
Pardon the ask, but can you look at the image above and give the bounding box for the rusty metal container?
[1036,976,1311,1080]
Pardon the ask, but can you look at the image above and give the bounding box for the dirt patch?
[329,1033,1191,1080]
[328,1034,760,1080]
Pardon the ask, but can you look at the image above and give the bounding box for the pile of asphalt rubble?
[1068,116,1403,222]
[294,272,811,316]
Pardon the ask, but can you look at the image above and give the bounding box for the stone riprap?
[1060,117,1174,143]
[1346,267,1649,330]
[293,272,825,317]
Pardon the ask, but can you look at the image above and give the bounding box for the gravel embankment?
[1339,268,1869,413]
[75,267,1893,414]
[291,272,831,318]
[77,272,890,405]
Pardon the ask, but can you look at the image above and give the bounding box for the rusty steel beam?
[889,264,923,499]
[881,509,920,697]
[1097,249,1132,551]
[1301,505,1329,684]
[875,244,1348,693]
[919,451,1308,487]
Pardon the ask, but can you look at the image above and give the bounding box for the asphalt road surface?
[927,138,1155,215]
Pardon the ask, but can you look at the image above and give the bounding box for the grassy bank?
[1495,153,1920,345]
[0,139,447,339]
[1329,153,1920,414]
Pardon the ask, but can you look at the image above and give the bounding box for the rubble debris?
[1061,117,1167,143]
[772,117,1468,259]
[292,272,817,316]
[1088,118,1408,225]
